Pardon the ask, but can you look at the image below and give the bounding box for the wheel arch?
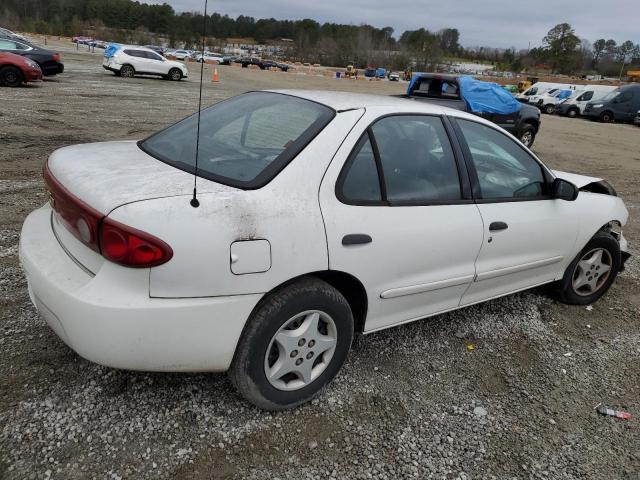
[247,270,368,334]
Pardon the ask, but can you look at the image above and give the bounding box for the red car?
[0,51,43,87]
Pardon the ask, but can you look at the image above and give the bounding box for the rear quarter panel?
[107,109,364,298]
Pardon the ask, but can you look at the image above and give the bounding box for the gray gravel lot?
[1,39,639,479]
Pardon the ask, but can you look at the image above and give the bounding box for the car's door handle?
[489,221,509,232]
[342,234,372,246]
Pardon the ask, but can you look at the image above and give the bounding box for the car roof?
[267,89,462,115]
[120,45,157,53]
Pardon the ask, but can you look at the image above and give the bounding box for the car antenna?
[190,0,208,208]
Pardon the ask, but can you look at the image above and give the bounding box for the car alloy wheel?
[520,131,533,147]
[544,104,555,115]
[264,310,337,391]
[169,69,182,81]
[120,65,134,78]
[571,248,612,296]
[567,108,578,118]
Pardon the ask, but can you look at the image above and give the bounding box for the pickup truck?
[403,73,541,147]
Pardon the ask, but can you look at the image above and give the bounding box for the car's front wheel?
[0,66,24,87]
[230,278,354,410]
[555,232,621,305]
[168,68,182,81]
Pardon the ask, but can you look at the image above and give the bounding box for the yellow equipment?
[344,64,357,78]
[628,71,640,82]
[517,76,539,92]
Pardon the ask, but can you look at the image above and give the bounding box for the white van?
[526,83,584,107]
[516,82,564,103]
[537,87,587,114]
[556,85,618,118]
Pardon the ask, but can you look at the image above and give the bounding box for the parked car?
[0,26,28,42]
[364,67,376,78]
[516,82,564,103]
[195,51,224,63]
[536,89,576,114]
[0,51,42,86]
[236,57,289,71]
[584,84,640,123]
[556,86,617,118]
[405,73,541,147]
[144,45,165,56]
[20,90,630,410]
[103,45,188,81]
[72,36,93,44]
[172,50,192,60]
[0,36,63,76]
[388,71,400,81]
[220,55,239,65]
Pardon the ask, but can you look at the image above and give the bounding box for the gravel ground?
[1,38,639,480]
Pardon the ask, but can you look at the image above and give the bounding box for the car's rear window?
[139,92,335,189]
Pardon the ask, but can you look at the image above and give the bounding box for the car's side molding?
[380,274,475,299]
[475,256,564,282]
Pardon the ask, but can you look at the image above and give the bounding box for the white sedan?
[20,90,630,410]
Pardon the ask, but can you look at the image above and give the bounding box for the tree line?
[1,1,638,76]
[0,0,461,70]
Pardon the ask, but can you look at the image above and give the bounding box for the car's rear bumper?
[19,205,261,372]
[41,61,63,76]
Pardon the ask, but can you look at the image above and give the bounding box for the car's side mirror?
[552,178,579,201]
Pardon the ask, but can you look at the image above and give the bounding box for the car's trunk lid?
[46,140,231,273]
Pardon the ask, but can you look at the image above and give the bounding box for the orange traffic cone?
[212,68,219,83]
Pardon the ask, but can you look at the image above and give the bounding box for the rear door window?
[338,115,462,204]
[577,91,593,101]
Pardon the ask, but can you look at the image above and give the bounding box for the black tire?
[544,104,555,115]
[229,277,354,410]
[554,232,621,305]
[168,68,182,81]
[518,124,536,148]
[599,111,614,123]
[0,66,24,87]
[567,107,579,118]
[120,64,135,78]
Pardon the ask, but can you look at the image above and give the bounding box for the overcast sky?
[146,0,638,49]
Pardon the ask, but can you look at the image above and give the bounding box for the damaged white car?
[20,91,630,409]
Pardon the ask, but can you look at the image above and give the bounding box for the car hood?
[47,140,230,213]
[552,170,602,188]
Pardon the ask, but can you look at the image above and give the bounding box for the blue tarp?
[457,76,521,115]
[557,89,573,100]
[407,74,522,115]
[103,44,121,58]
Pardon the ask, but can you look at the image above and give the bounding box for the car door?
[451,117,580,306]
[611,90,636,121]
[320,109,484,332]
[144,51,166,74]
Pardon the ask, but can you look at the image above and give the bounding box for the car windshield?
[601,90,620,102]
[140,92,335,188]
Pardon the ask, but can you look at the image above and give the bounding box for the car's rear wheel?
[567,107,579,118]
[168,68,182,81]
[518,124,536,148]
[229,277,354,410]
[0,66,24,87]
[554,232,621,305]
[120,64,135,78]
[599,111,614,123]
[544,104,555,115]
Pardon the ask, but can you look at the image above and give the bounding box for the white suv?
[103,45,188,81]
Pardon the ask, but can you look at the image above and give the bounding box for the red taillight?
[52,53,60,62]
[99,217,173,268]
[44,162,103,252]
[44,161,172,268]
